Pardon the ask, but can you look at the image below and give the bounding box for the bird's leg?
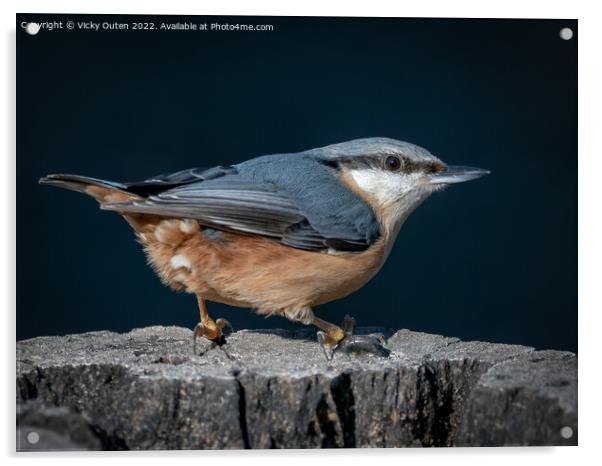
[192,295,233,354]
[313,314,390,360]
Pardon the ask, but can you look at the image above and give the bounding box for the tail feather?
[39,174,141,203]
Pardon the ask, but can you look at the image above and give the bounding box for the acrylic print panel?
[16,13,577,450]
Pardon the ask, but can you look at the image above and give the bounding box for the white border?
[3,1,599,464]
[5,0,585,18]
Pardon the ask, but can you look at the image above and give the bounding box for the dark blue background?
[17,15,577,351]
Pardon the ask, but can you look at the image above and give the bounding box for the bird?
[39,137,489,359]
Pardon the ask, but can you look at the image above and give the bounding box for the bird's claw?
[342,314,356,335]
[317,331,335,361]
[192,318,234,355]
[317,314,390,361]
[216,318,233,336]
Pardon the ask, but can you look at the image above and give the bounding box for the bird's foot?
[317,315,390,360]
[192,318,233,355]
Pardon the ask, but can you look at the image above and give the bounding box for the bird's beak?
[429,165,491,185]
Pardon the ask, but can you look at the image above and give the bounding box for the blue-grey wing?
[107,176,304,240]
[106,158,379,252]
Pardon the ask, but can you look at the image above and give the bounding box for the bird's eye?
[384,155,402,172]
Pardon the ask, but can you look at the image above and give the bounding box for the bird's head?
[316,137,490,237]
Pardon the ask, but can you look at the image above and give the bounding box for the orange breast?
[136,217,390,316]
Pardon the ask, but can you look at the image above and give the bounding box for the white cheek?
[348,169,419,205]
[347,168,436,241]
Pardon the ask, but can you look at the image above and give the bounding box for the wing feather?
[104,160,379,252]
[104,175,318,243]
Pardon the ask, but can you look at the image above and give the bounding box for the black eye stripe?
[321,159,340,170]
[328,154,445,174]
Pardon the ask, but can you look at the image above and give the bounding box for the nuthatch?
[40,138,489,359]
